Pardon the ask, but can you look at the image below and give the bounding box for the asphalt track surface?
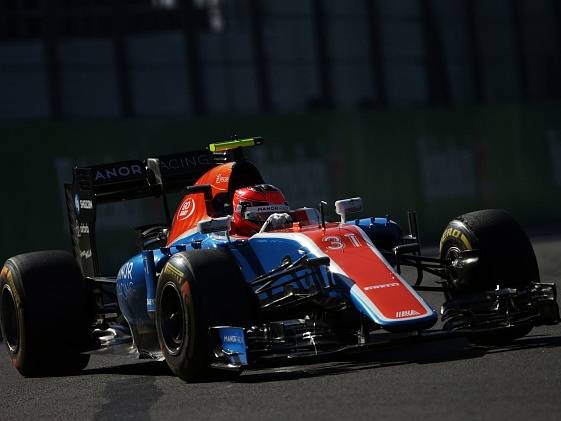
[1,238,561,421]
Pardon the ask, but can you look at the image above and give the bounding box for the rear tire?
[155,248,254,382]
[0,251,91,376]
[440,209,538,344]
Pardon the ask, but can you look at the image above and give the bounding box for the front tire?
[440,209,538,344]
[155,248,254,382]
[0,251,92,376]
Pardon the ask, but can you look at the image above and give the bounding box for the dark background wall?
[1,0,561,273]
[2,0,561,117]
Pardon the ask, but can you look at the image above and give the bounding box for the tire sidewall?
[0,252,92,376]
[155,248,253,381]
[1,263,36,374]
[155,256,207,381]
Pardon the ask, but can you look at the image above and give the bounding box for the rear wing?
[64,137,262,276]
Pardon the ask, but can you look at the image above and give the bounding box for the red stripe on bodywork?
[300,225,429,320]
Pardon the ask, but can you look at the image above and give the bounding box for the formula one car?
[1,138,559,380]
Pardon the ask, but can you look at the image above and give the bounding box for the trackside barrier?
[1,103,560,271]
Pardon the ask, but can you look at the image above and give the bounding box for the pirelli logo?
[440,227,472,250]
[164,264,184,282]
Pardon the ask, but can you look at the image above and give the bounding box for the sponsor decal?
[57,158,144,232]
[117,261,134,280]
[216,327,248,365]
[79,199,93,210]
[440,226,472,250]
[80,249,93,260]
[215,173,229,184]
[216,173,230,184]
[254,205,289,213]
[223,335,244,344]
[395,309,421,318]
[95,164,143,182]
[364,282,400,291]
[244,205,290,218]
[76,222,90,238]
[164,264,184,282]
[177,197,196,221]
[160,154,211,172]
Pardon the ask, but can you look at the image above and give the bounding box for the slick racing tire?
[440,209,538,344]
[0,251,91,377]
[155,248,254,382]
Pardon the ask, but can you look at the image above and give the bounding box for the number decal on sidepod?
[345,233,361,247]
[322,233,361,250]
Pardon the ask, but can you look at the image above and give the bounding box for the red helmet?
[232,184,289,236]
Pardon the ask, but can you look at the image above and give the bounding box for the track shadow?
[77,334,561,383]
[238,337,479,383]
[472,333,561,354]
[238,334,561,384]
[82,360,173,377]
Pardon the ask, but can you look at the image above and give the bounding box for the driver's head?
[231,184,289,236]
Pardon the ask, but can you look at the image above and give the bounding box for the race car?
[1,137,559,381]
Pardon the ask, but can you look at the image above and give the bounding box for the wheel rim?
[159,282,186,356]
[1,285,19,353]
[445,246,461,280]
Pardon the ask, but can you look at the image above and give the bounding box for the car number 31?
[322,233,361,250]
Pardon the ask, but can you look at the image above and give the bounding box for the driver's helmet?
[231,184,289,236]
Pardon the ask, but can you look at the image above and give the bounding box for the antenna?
[319,201,327,229]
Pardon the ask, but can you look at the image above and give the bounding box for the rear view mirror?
[197,216,232,234]
[335,197,363,223]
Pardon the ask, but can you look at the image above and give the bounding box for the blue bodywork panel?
[116,216,436,353]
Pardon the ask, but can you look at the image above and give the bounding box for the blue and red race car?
[1,138,559,380]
